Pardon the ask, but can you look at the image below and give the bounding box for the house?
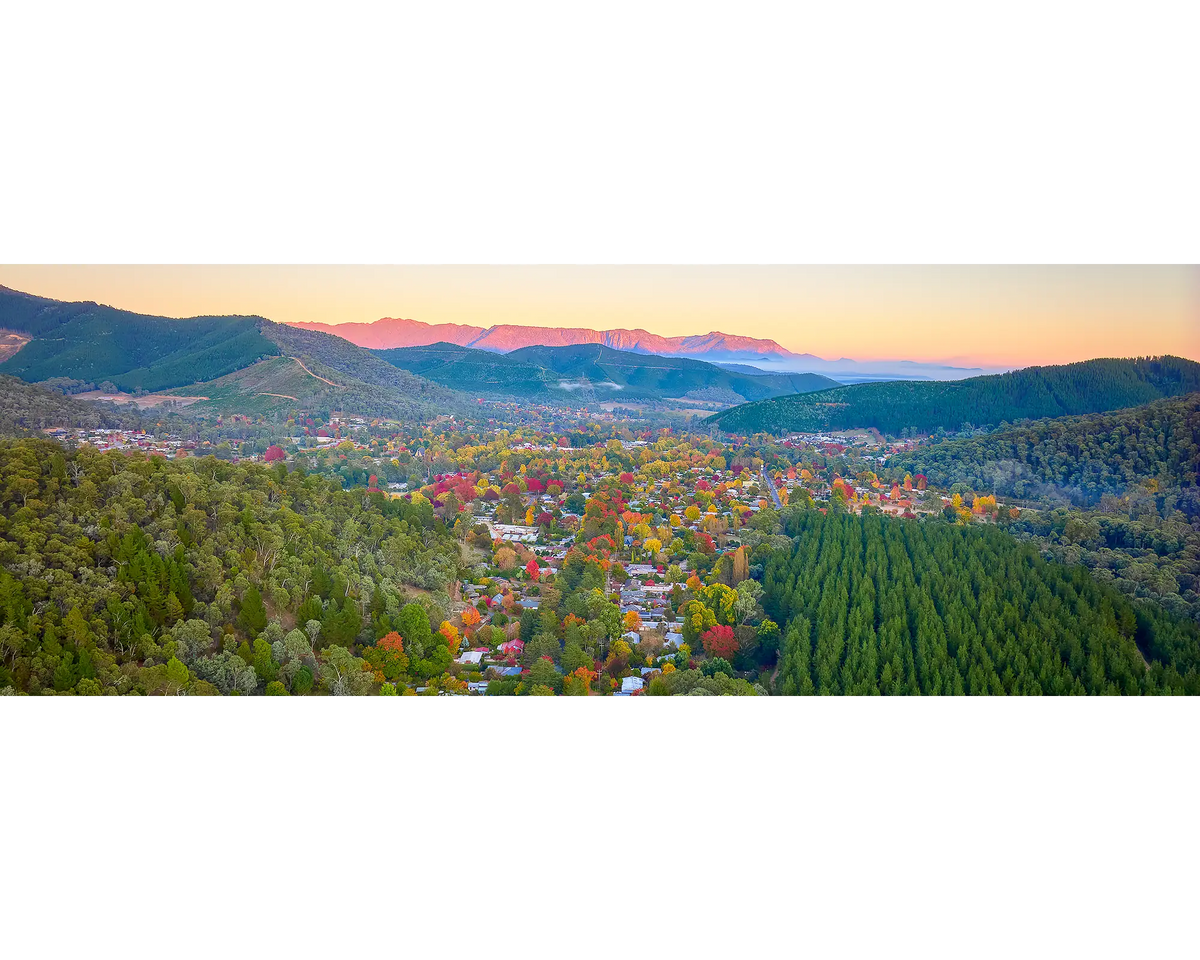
[621,676,644,694]
[498,639,525,657]
[455,651,484,665]
[467,681,489,694]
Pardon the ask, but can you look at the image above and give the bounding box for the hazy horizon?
[1,264,1196,368]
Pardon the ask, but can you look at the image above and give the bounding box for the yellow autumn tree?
[438,622,462,658]
[494,546,517,570]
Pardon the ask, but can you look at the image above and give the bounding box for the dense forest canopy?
[0,375,147,433]
[763,510,1200,695]
[0,286,280,391]
[889,392,1200,506]
[0,439,459,695]
[708,356,1200,435]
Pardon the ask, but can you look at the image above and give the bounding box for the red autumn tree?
[264,445,286,462]
[701,624,738,660]
[525,559,540,581]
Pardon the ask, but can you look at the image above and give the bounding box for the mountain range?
[0,284,834,416]
[290,316,795,363]
[290,315,996,380]
[373,342,839,403]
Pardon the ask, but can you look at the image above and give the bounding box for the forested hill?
[0,285,280,391]
[763,510,1200,695]
[374,341,839,403]
[706,356,1200,435]
[506,343,839,401]
[889,392,1200,506]
[0,285,456,418]
[0,375,144,434]
[0,438,461,695]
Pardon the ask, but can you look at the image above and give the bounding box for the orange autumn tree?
[461,606,481,632]
[623,610,642,632]
[562,666,595,696]
[364,631,409,683]
[438,621,462,658]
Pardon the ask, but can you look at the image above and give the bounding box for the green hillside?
[708,356,1200,435]
[0,286,279,391]
[764,509,1200,695]
[172,354,454,420]
[374,342,553,396]
[889,392,1200,505]
[0,285,456,419]
[375,341,839,402]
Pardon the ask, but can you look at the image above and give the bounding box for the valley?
[0,282,1198,696]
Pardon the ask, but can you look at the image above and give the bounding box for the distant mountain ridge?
[373,341,840,404]
[287,315,1003,379]
[290,315,795,362]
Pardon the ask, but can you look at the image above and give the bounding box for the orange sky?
[1,265,1195,366]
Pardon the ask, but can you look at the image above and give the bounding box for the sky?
[0,265,1195,367]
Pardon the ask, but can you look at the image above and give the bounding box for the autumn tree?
[730,546,749,585]
[364,631,410,682]
[701,624,739,661]
[562,666,594,695]
[438,621,462,658]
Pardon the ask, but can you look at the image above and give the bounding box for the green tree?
[238,586,268,635]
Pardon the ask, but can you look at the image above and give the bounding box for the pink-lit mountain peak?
[288,316,796,359]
